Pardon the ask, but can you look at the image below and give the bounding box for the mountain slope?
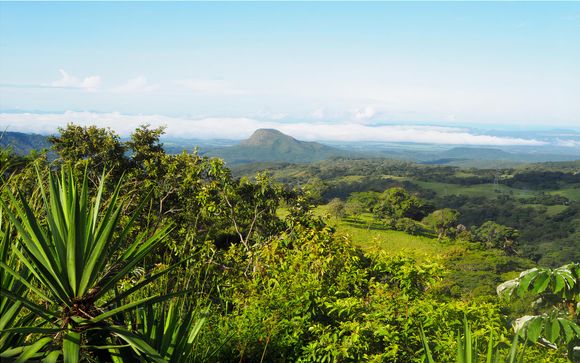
[205,129,351,164]
[0,131,51,155]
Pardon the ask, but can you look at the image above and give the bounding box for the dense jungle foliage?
[0,124,578,362]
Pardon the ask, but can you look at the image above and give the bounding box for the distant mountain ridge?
[2,129,578,167]
[422,146,580,167]
[205,129,352,165]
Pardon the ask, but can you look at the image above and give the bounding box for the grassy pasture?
[313,204,448,260]
[336,220,448,259]
[411,180,538,199]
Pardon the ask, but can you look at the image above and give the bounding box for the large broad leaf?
[558,319,578,344]
[544,317,561,344]
[516,313,580,348]
[500,262,579,315]
[515,268,538,297]
[525,317,543,343]
[533,272,552,294]
[554,274,566,294]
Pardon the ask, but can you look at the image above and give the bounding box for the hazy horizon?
[1,2,579,146]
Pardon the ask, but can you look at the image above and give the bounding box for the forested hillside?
[237,158,580,267]
[0,131,51,155]
[0,124,578,362]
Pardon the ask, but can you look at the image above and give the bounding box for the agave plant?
[0,208,37,354]
[0,168,182,362]
[128,300,207,362]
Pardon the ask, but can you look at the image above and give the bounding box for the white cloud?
[81,76,101,92]
[277,123,546,146]
[0,111,548,146]
[350,106,377,123]
[112,76,157,93]
[174,79,247,95]
[51,69,101,92]
[51,69,77,88]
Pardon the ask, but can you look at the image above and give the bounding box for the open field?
[335,220,448,259]
[411,180,538,199]
[313,205,449,260]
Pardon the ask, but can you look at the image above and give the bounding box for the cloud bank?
[0,111,548,146]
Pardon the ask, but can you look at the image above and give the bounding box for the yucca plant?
[0,167,178,362]
[128,300,207,362]
[0,208,37,354]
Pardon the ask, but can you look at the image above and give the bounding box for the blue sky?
[1,2,579,143]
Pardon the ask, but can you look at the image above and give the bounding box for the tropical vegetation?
[0,124,578,362]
